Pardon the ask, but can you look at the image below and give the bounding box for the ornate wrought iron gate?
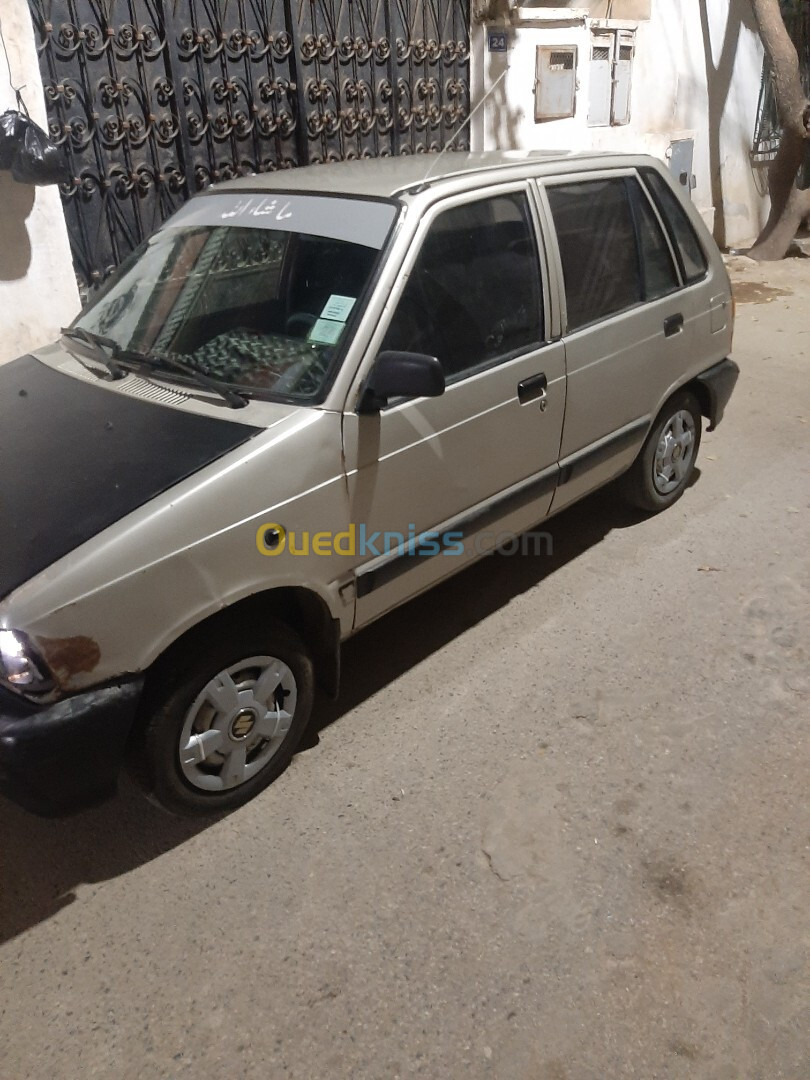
[28,0,470,289]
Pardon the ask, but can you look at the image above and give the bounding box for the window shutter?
[588,32,613,127]
[610,30,635,126]
[534,46,578,122]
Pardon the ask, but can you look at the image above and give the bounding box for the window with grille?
[549,51,575,71]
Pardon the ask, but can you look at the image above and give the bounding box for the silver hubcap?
[178,655,297,792]
[653,410,696,495]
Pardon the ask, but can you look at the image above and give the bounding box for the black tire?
[620,390,703,513]
[138,618,314,816]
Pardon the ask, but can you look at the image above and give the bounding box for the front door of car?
[541,172,695,512]
[342,185,566,628]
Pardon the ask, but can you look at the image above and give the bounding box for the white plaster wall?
[0,0,80,364]
[471,0,766,247]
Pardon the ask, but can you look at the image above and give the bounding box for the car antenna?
[410,65,510,193]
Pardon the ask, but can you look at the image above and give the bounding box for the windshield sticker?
[164,193,397,249]
[218,196,293,223]
[308,318,345,346]
[320,295,356,322]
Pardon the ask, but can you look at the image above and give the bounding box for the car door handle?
[664,313,684,337]
[518,372,548,407]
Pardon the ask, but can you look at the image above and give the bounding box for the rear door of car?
[538,168,695,513]
[342,182,566,628]
[638,164,732,369]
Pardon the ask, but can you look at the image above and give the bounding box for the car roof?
[207,149,636,202]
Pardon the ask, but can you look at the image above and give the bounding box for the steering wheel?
[285,312,317,338]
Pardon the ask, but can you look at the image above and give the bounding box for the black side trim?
[558,417,650,486]
[356,464,559,599]
[695,358,739,431]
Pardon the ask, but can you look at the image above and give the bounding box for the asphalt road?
[1,257,808,1080]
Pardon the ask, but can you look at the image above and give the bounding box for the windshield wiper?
[61,326,128,381]
[116,348,250,410]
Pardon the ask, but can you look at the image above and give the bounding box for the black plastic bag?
[0,109,26,170]
[10,114,70,186]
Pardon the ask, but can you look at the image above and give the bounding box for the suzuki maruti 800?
[0,152,738,815]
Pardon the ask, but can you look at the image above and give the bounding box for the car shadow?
[0,776,206,944]
[305,484,653,740]
[0,483,655,944]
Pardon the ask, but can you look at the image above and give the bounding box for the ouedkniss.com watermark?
[256,523,553,558]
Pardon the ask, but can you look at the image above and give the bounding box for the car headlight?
[0,630,53,695]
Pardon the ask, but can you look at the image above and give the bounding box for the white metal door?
[611,30,635,125]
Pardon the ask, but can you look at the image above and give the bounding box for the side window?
[381,192,543,382]
[547,177,641,331]
[627,177,680,300]
[641,167,708,284]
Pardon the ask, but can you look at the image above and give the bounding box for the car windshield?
[74,192,398,402]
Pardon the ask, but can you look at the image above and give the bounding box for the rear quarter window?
[628,177,680,301]
[640,167,708,284]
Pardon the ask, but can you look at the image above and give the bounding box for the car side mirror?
[357,350,445,414]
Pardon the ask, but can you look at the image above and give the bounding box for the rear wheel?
[139,619,314,816]
[620,391,702,513]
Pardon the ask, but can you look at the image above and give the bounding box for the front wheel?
[139,619,314,816]
[620,391,702,513]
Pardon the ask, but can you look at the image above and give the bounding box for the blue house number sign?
[488,31,507,52]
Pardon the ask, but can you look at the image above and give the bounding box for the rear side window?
[641,167,708,283]
[547,177,641,331]
[628,177,680,300]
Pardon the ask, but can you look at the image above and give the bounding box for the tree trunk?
[747,0,810,261]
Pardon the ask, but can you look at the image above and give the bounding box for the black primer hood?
[0,355,258,600]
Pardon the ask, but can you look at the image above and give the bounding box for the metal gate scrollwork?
[28,0,470,290]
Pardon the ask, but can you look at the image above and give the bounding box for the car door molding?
[355,461,560,598]
[557,415,650,487]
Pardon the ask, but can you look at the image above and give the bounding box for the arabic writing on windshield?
[75,195,396,402]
